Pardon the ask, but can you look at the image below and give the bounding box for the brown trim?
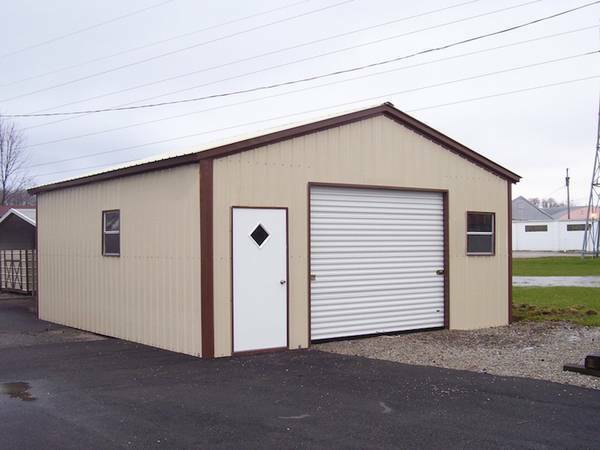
[309,181,450,194]
[101,209,120,257]
[507,182,513,324]
[29,153,200,194]
[465,211,496,256]
[35,201,39,318]
[307,182,451,344]
[230,206,289,356]
[200,160,214,358]
[443,191,450,328]
[29,103,520,195]
[306,183,312,344]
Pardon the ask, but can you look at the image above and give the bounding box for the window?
[467,212,495,255]
[567,224,589,232]
[102,210,120,256]
[525,225,547,232]
[250,223,270,247]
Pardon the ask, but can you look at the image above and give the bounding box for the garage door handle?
[280,280,287,285]
[436,269,445,275]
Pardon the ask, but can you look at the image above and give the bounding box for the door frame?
[307,182,450,343]
[230,206,290,356]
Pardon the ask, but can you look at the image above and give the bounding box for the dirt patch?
[315,321,600,390]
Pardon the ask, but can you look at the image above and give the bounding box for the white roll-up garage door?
[310,185,446,340]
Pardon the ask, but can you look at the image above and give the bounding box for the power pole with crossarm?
[582,97,600,258]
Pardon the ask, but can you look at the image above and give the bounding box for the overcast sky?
[1,0,598,204]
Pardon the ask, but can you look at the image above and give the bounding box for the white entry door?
[233,208,288,353]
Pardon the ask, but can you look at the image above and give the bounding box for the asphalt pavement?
[1,298,599,449]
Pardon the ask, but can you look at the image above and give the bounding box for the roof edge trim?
[29,103,520,195]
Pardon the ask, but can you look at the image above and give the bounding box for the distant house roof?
[512,196,554,221]
[544,206,600,221]
[0,208,36,226]
[0,205,12,217]
[542,206,569,219]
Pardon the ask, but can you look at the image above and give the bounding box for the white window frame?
[466,212,495,256]
[102,210,120,256]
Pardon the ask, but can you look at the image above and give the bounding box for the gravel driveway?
[316,322,600,390]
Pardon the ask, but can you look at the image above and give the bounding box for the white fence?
[512,220,597,252]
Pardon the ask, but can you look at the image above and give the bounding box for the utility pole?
[582,96,600,258]
[566,168,571,219]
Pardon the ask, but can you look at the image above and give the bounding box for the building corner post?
[507,181,513,324]
[200,159,215,358]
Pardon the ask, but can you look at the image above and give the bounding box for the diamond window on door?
[250,224,270,247]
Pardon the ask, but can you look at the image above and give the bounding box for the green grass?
[513,257,600,276]
[513,286,600,326]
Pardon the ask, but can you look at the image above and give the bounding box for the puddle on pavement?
[1,382,36,401]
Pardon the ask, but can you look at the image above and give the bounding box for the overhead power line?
[4,1,599,119]
[24,25,594,150]
[0,0,311,88]
[31,73,600,180]
[19,0,541,123]
[0,0,177,60]
[0,0,355,103]
[27,50,599,170]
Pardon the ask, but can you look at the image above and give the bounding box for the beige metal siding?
[213,115,509,357]
[38,164,202,356]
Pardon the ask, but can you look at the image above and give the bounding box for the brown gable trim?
[29,103,520,195]
[379,107,520,183]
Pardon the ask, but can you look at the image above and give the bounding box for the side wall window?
[466,212,495,255]
[567,224,588,232]
[103,210,120,256]
[525,225,548,232]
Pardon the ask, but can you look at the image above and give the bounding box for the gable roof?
[512,196,554,221]
[542,206,569,219]
[0,208,36,227]
[29,102,521,195]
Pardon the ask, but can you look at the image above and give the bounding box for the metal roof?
[0,208,36,226]
[30,102,521,194]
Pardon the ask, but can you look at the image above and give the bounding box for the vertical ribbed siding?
[212,115,509,357]
[38,164,202,356]
[310,186,444,340]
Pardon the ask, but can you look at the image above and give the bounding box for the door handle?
[280,280,287,285]
[436,269,445,275]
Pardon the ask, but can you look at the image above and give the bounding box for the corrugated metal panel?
[310,186,444,340]
[38,164,202,356]
[212,114,509,357]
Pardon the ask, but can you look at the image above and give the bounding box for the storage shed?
[30,103,520,358]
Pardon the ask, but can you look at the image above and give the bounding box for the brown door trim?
[200,159,215,358]
[307,182,450,343]
[443,191,450,328]
[230,206,290,356]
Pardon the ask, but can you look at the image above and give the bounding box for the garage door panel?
[310,186,445,341]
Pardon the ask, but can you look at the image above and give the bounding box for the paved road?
[1,300,599,449]
[513,276,600,287]
[513,251,579,258]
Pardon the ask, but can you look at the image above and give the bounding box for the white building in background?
[512,196,597,252]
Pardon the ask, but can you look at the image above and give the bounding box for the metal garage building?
[30,103,520,358]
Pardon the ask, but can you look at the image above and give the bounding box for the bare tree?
[528,197,540,207]
[0,117,31,205]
